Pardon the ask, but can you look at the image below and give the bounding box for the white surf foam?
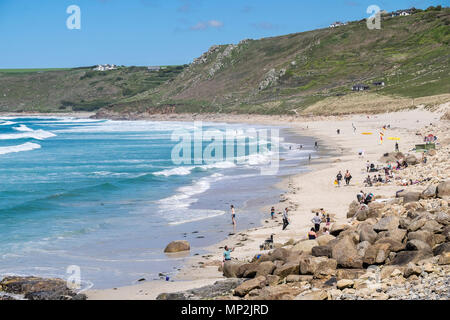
[0,129,56,140]
[0,142,41,155]
[157,173,226,225]
[13,125,34,132]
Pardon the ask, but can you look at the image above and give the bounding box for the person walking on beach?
[231,205,236,227]
[282,208,290,231]
[395,142,399,152]
[344,170,352,186]
[314,141,318,149]
[270,207,275,220]
[311,212,321,232]
[336,171,343,187]
[309,154,311,162]
[366,160,370,173]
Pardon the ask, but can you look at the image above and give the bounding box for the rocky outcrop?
[0,277,86,300]
[164,240,190,253]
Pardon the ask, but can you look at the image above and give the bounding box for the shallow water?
[0,117,315,289]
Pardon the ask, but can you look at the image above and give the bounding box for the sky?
[0,0,447,68]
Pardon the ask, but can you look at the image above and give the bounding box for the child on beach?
[326,214,331,228]
[270,207,275,220]
[222,246,234,268]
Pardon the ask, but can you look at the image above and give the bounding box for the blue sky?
[0,0,447,68]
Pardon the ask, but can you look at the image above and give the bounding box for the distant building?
[329,21,347,28]
[352,84,370,91]
[373,81,385,87]
[147,66,161,72]
[93,64,117,71]
[391,9,414,17]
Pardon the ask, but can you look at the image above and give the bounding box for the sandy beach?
[84,104,448,300]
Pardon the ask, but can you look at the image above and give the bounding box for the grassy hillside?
[0,66,186,113]
[105,7,449,115]
[0,7,448,115]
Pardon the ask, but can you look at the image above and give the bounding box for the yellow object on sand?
[362,132,373,135]
[388,137,401,140]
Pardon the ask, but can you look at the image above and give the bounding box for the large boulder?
[406,239,432,252]
[406,230,434,247]
[312,246,332,258]
[389,250,432,266]
[436,180,450,200]
[373,216,399,232]
[164,240,190,253]
[269,248,290,262]
[253,284,302,300]
[223,261,246,278]
[294,290,328,300]
[379,152,404,163]
[0,276,86,300]
[255,261,276,277]
[374,237,406,252]
[376,228,407,242]
[407,218,427,232]
[292,240,318,255]
[273,263,299,278]
[405,154,418,165]
[238,263,259,278]
[363,242,391,265]
[330,223,349,236]
[316,234,335,246]
[347,201,361,218]
[433,242,450,256]
[233,276,267,297]
[436,212,450,226]
[421,220,443,233]
[331,237,363,268]
[357,241,371,258]
[421,184,437,199]
[359,224,378,244]
[397,191,421,204]
[299,256,337,277]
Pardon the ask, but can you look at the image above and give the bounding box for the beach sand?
[85,105,448,300]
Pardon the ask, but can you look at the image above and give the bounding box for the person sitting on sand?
[270,207,275,219]
[282,208,290,230]
[364,175,372,187]
[323,227,330,235]
[311,212,322,232]
[308,228,317,240]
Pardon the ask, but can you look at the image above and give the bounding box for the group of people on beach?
[308,209,331,239]
[335,170,352,186]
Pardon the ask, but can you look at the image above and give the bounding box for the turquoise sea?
[0,117,315,289]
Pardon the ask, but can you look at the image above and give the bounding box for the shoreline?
[86,106,448,299]
[1,106,448,299]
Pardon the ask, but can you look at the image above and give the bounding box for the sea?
[0,117,316,289]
